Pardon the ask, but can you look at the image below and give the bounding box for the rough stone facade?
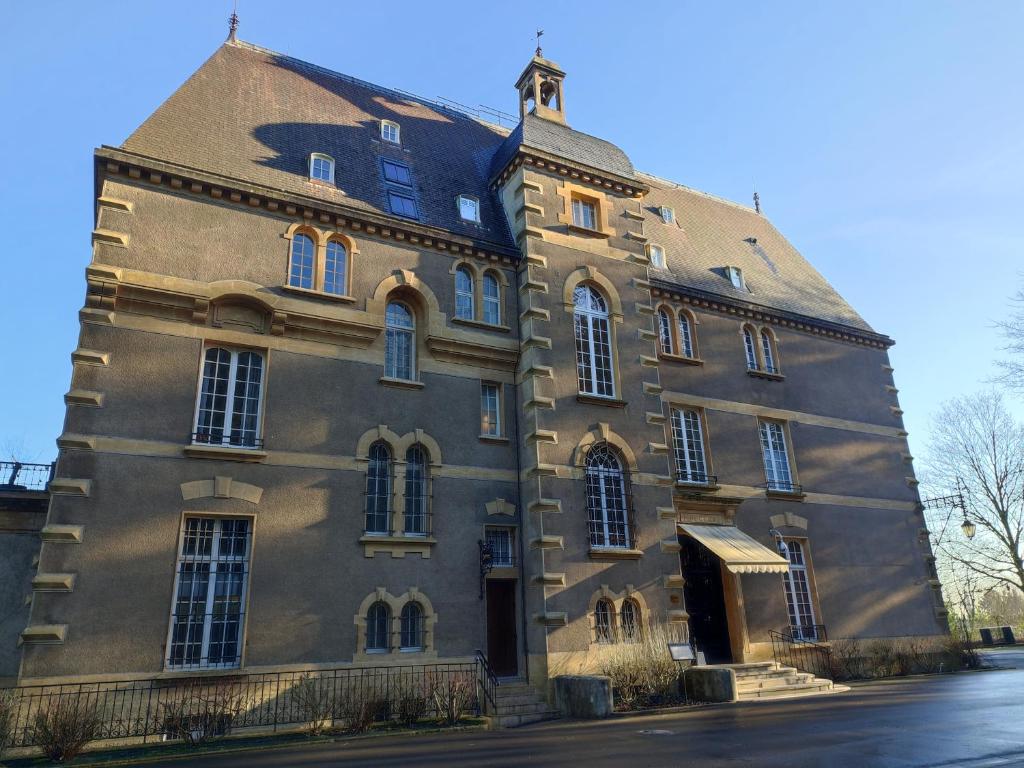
[16,40,945,687]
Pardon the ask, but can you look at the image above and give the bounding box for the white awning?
[678,523,790,574]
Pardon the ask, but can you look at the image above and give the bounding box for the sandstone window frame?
[594,598,616,644]
[584,442,634,550]
[454,265,475,320]
[365,601,391,653]
[364,441,394,535]
[573,284,616,400]
[385,300,417,382]
[402,444,432,536]
[587,586,651,647]
[191,345,266,450]
[165,515,253,671]
[400,602,425,651]
[308,152,335,184]
[484,526,515,568]
[354,588,438,661]
[282,224,357,301]
[556,180,614,238]
[741,323,784,380]
[449,259,508,330]
[655,303,701,363]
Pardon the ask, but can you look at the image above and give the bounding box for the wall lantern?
[961,513,977,540]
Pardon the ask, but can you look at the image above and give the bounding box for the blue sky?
[1,1,1021,463]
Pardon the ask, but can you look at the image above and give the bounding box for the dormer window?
[458,195,480,223]
[309,153,334,184]
[659,206,675,224]
[572,198,597,230]
[726,266,746,291]
[381,120,400,144]
[647,244,666,269]
[382,160,412,186]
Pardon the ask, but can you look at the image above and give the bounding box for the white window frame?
[482,272,501,325]
[485,526,515,567]
[165,516,251,670]
[309,153,335,184]
[572,197,597,230]
[782,540,817,640]
[657,308,674,355]
[671,407,709,485]
[678,311,695,358]
[381,120,401,144]
[288,232,316,290]
[192,347,265,449]
[455,266,475,320]
[647,243,666,268]
[480,382,501,437]
[659,206,675,224]
[573,285,615,398]
[458,194,480,222]
[759,420,795,492]
[726,265,746,290]
[743,327,758,370]
[385,301,416,380]
[760,329,777,373]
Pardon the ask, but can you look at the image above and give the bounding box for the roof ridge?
[635,170,757,214]
[226,39,510,133]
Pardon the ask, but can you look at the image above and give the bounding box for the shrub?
[0,689,19,759]
[31,697,101,763]
[429,674,473,726]
[394,678,430,727]
[828,638,863,681]
[158,682,247,747]
[291,674,335,736]
[600,622,685,711]
[337,695,377,734]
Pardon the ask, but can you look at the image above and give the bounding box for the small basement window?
[458,195,480,222]
[381,120,400,144]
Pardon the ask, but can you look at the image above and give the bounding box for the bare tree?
[994,285,1024,395]
[923,391,1024,604]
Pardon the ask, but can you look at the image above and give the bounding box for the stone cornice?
[649,279,894,350]
[491,148,648,198]
[95,147,521,267]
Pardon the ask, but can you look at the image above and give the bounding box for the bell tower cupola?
[515,46,567,125]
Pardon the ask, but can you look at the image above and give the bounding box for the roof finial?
[535,28,544,57]
[227,0,239,42]
[753,189,761,215]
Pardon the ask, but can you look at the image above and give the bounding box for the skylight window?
[382,160,413,186]
[458,195,480,223]
[726,266,746,291]
[388,191,418,219]
[659,206,675,224]
[309,153,334,184]
[381,120,401,144]
[647,244,666,269]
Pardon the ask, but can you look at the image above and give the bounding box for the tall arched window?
[404,445,429,535]
[585,443,631,549]
[365,442,392,534]
[573,285,614,398]
[621,599,641,643]
[657,308,674,355]
[366,602,391,652]
[194,347,265,449]
[742,326,758,370]
[400,602,424,650]
[455,267,474,320]
[782,541,816,640]
[678,311,695,358]
[594,599,615,644]
[482,273,501,325]
[385,302,415,380]
[760,329,778,373]
[324,240,347,296]
[288,233,315,290]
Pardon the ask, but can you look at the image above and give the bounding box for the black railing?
[791,624,827,642]
[675,472,718,488]
[0,461,55,491]
[474,650,498,714]
[762,480,803,495]
[190,432,264,450]
[2,661,485,749]
[769,628,833,680]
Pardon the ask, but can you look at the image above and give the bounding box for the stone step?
[736,674,815,690]
[489,709,561,728]
[495,701,552,716]
[739,684,850,702]
[737,680,836,700]
[737,677,826,695]
[494,692,549,706]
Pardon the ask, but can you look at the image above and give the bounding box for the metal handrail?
[769,628,833,680]
[761,480,804,494]
[0,461,55,491]
[791,624,828,642]
[675,472,718,487]
[474,649,499,713]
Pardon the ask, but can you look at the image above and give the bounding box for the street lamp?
[960,512,976,540]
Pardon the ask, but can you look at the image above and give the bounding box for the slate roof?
[119,39,875,336]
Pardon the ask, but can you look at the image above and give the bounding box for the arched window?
[482,273,501,325]
[365,442,392,534]
[404,445,429,535]
[677,311,695,358]
[324,240,347,296]
[385,302,415,380]
[585,443,631,549]
[657,308,674,355]
[595,599,615,644]
[381,120,401,144]
[621,599,641,643]
[288,233,315,290]
[400,602,424,651]
[194,347,264,449]
[782,541,817,640]
[573,285,614,398]
[742,326,758,371]
[671,408,708,485]
[760,330,778,374]
[366,602,391,652]
[455,267,474,320]
[309,153,335,183]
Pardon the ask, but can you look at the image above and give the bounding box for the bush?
[428,674,473,726]
[828,638,863,681]
[394,678,430,727]
[291,674,335,736]
[600,622,685,711]
[0,689,18,759]
[158,682,248,747]
[32,697,101,763]
[337,695,377,734]
[829,635,974,680]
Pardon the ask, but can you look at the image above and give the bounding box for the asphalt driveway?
[135,651,1024,768]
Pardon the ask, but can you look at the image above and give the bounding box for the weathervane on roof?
[227,0,239,42]
[753,189,761,215]
[536,29,544,57]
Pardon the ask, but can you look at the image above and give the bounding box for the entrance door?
[679,535,732,663]
[486,579,518,677]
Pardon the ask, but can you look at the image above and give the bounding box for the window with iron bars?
[585,443,633,549]
[166,517,251,670]
[403,445,431,536]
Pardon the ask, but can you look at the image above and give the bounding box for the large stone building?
[19,35,946,690]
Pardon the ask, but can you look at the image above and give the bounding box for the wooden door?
[680,535,733,663]
[486,579,518,677]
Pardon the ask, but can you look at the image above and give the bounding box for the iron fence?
[0,461,55,491]
[2,660,487,749]
[769,628,833,680]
